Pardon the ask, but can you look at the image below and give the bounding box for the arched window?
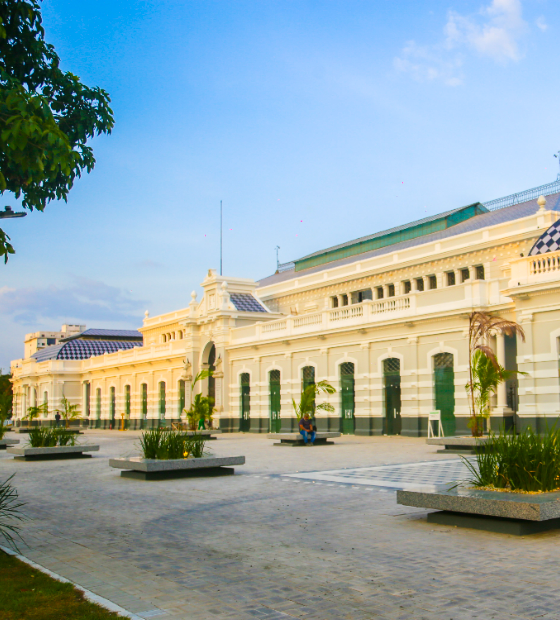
[141,383,148,419]
[96,388,101,420]
[124,385,131,416]
[84,383,91,418]
[110,387,116,425]
[159,381,166,419]
[178,379,186,414]
[434,353,455,436]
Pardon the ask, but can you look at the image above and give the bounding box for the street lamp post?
[0,206,26,219]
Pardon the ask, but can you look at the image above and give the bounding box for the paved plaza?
[1,431,558,620]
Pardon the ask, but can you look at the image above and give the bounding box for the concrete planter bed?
[268,432,341,446]
[397,487,560,535]
[16,427,84,434]
[109,455,246,480]
[186,430,222,440]
[426,437,491,454]
[6,445,100,460]
[0,438,19,450]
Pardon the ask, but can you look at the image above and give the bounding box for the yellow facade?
[11,196,560,435]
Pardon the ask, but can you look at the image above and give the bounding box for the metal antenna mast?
[555,152,560,180]
[220,200,223,276]
[275,246,280,272]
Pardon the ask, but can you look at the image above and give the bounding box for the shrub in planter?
[463,425,560,493]
[139,428,207,460]
[28,428,76,448]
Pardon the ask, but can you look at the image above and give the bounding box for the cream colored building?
[11,187,560,435]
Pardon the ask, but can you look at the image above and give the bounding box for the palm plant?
[466,311,525,437]
[23,403,47,426]
[184,393,215,430]
[0,475,26,551]
[57,395,81,429]
[292,380,336,419]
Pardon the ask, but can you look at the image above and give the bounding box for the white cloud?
[393,42,463,86]
[536,16,548,32]
[445,0,527,63]
[0,277,146,326]
[395,0,529,85]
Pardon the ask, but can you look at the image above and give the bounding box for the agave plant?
[466,311,525,437]
[0,475,26,551]
[292,380,336,419]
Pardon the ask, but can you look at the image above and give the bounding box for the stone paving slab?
[2,432,560,619]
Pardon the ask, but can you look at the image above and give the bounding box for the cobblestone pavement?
[1,431,559,620]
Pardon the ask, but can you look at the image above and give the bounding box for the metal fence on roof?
[482,179,560,211]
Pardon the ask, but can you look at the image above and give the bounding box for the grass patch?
[0,551,120,620]
[463,425,560,493]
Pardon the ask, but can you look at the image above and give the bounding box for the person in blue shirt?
[299,413,315,445]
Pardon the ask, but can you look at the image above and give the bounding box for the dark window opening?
[428,275,437,290]
[403,281,411,294]
[376,287,384,299]
[447,271,455,286]
[341,294,349,306]
[388,284,395,297]
[476,265,485,280]
[332,296,339,308]
[416,278,424,292]
[461,268,470,282]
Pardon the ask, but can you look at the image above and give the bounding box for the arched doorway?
[434,353,455,436]
[269,370,281,433]
[383,358,401,435]
[240,373,250,432]
[340,362,355,434]
[207,344,216,403]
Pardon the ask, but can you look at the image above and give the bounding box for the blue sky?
[1,0,559,368]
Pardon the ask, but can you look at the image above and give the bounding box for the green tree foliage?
[56,395,81,429]
[0,0,114,262]
[0,374,13,438]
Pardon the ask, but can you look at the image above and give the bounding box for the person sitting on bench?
[299,414,316,445]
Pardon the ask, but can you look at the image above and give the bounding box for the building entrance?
[434,353,455,436]
[240,373,251,432]
[340,362,355,435]
[269,370,281,433]
[383,358,401,435]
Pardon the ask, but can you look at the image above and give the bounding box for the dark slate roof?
[32,339,143,362]
[60,328,142,342]
[230,293,268,312]
[529,218,560,255]
[258,194,560,287]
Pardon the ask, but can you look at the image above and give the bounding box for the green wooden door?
[240,373,251,432]
[383,358,401,435]
[269,370,281,433]
[340,362,355,435]
[434,353,455,436]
